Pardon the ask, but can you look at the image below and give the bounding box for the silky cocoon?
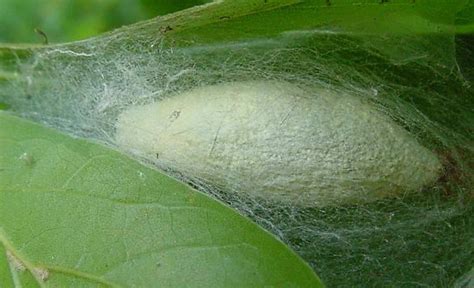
[115,81,442,206]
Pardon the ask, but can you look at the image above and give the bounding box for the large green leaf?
[0,112,322,287]
[87,0,472,47]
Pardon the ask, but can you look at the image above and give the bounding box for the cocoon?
[115,81,442,206]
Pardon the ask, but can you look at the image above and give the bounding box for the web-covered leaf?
[0,0,473,286]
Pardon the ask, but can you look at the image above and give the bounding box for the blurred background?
[0,0,211,43]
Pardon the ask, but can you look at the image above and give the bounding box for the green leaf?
[0,112,322,287]
[117,0,474,47]
[0,0,471,79]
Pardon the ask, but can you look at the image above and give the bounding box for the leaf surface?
[113,0,473,46]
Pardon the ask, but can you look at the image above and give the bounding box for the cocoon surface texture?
[116,81,442,206]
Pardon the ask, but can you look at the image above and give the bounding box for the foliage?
[0,0,473,286]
